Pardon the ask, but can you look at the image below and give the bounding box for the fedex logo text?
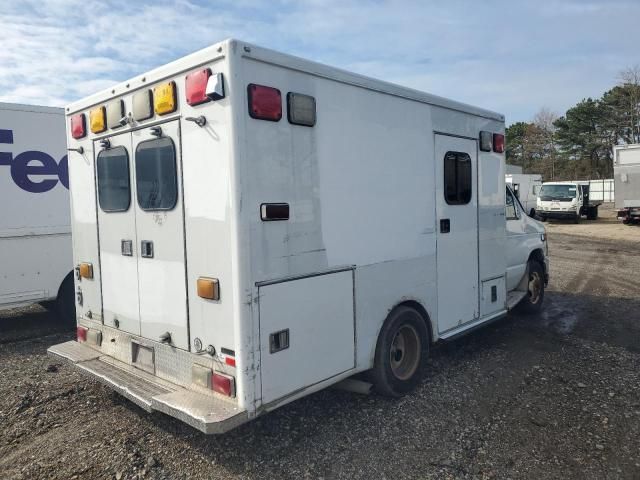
[0,129,69,193]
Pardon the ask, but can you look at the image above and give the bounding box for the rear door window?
[96,146,131,212]
[444,151,472,205]
[135,137,178,211]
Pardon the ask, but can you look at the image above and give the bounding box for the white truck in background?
[505,173,542,218]
[0,103,75,322]
[537,181,601,223]
[48,39,548,433]
[613,144,640,224]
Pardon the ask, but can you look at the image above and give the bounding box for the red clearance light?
[185,68,212,106]
[77,326,88,342]
[212,372,235,397]
[493,133,505,153]
[225,356,236,367]
[248,84,282,121]
[71,114,86,139]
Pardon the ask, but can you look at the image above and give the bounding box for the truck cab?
[537,181,599,223]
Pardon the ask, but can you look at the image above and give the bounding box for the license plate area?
[131,341,155,374]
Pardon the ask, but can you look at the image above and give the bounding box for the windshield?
[539,184,577,201]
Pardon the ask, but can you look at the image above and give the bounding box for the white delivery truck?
[0,103,75,322]
[505,173,542,218]
[613,144,640,224]
[48,39,548,433]
[537,181,601,223]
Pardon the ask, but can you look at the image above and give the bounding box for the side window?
[96,146,131,212]
[444,151,472,205]
[506,187,518,220]
[135,137,178,211]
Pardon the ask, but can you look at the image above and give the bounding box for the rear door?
[131,121,190,350]
[435,134,479,333]
[95,132,140,334]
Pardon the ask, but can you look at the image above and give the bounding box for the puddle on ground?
[540,297,579,334]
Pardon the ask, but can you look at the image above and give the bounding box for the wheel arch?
[385,299,434,345]
[56,270,75,300]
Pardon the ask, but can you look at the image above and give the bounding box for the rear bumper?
[48,341,248,434]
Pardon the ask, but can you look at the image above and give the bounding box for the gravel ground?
[1,206,639,480]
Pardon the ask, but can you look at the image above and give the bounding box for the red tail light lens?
[225,356,236,367]
[212,372,235,397]
[77,326,88,342]
[71,114,86,139]
[248,84,282,121]
[185,68,212,106]
[493,133,505,153]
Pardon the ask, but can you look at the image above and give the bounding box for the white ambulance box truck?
[49,39,548,433]
[505,173,542,218]
[613,143,640,224]
[0,103,75,321]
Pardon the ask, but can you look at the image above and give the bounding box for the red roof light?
[493,133,505,153]
[248,84,282,121]
[185,68,212,106]
[71,114,86,139]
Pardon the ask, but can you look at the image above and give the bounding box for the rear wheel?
[519,260,545,314]
[55,273,76,326]
[371,306,429,397]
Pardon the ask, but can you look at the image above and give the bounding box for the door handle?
[141,240,154,258]
[440,219,451,233]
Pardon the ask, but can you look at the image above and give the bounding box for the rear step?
[48,341,248,434]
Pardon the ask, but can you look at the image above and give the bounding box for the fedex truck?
[48,39,548,433]
[0,103,75,322]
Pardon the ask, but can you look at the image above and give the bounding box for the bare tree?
[617,65,640,143]
[532,108,559,180]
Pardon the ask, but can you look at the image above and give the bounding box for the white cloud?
[0,0,639,123]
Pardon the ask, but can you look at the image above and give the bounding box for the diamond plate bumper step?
[48,341,248,434]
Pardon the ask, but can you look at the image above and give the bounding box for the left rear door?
[95,132,141,334]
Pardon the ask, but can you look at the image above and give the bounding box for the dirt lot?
[1,207,639,480]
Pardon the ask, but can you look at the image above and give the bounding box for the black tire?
[55,273,76,326]
[529,209,536,219]
[540,215,548,222]
[519,260,545,315]
[371,306,429,397]
[573,213,581,224]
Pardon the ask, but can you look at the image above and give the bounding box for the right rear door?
[95,121,190,350]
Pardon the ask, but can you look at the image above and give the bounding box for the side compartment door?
[258,270,355,405]
[131,121,190,350]
[435,134,479,333]
[95,133,140,334]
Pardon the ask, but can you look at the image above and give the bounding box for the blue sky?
[1,0,639,124]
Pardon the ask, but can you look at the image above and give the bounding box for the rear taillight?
[493,133,505,153]
[70,114,86,139]
[212,372,235,397]
[185,68,212,106]
[248,84,282,121]
[77,326,88,342]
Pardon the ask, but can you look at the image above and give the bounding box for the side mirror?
[205,73,225,101]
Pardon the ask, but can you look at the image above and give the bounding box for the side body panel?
[234,48,506,410]
[0,104,72,308]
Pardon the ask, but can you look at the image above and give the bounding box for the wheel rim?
[528,270,543,304]
[389,324,421,381]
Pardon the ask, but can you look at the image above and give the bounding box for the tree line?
[505,66,640,180]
